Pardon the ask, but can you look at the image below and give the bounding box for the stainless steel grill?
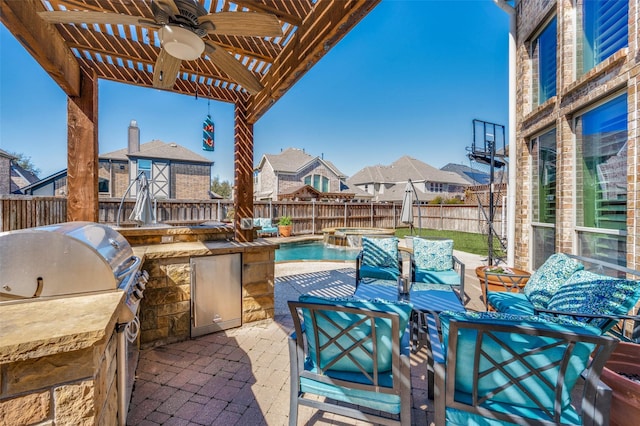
[0,221,148,425]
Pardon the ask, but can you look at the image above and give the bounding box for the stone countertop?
[0,292,123,364]
[132,239,279,260]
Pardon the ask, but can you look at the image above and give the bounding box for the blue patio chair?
[410,237,465,300]
[288,295,412,426]
[355,236,402,285]
[428,311,618,426]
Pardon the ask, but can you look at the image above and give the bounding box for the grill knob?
[132,288,144,300]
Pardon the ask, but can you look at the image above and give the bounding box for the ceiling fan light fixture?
[159,25,204,61]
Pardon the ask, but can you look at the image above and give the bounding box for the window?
[138,159,152,180]
[530,128,557,268]
[532,17,557,105]
[575,94,627,264]
[98,177,109,193]
[579,0,628,76]
[428,182,443,193]
[304,174,329,192]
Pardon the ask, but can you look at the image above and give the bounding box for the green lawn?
[394,228,505,257]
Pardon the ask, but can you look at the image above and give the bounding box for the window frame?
[531,15,558,106]
[572,91,628,263]
[529,127,558,269]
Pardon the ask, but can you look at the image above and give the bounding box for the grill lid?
[0,222,135,299]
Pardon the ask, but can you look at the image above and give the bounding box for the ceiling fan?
[38,0,283,94]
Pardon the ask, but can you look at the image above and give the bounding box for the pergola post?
[234,97,254,242]
[67,69,98,222]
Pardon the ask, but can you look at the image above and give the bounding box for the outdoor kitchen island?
[119,224,279,348]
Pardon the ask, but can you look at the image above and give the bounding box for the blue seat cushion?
[362,236,399,268]
[413,237,454,271]
[548,270,640,325]
[486,292,535,315]
[444,397,581,425]
[359,264,400,281]
[414,268,460,285]
[298,295,412,373]
[523,253,584,310]
[438,311,600,413]
[300,371,401,414]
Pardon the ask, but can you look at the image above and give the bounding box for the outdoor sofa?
[483,253,640,341]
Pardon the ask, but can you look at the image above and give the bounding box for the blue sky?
[0,0,509,183]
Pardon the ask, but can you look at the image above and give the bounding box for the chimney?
[128,120,140,153]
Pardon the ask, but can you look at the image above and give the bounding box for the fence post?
[370,201,373,227]
[312,199,316,235]
[344,202,347,227]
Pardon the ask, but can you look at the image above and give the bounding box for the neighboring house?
[0,149,40,194]
[254,147,364,201]
[348,156,469,203]
[22,121,214,200]
[512,0,638,270]
[441,163,491,185]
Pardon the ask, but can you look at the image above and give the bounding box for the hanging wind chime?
[202,93,215,152]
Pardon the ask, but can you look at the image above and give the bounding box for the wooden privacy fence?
[0,196,67,232]
[0,196,504,237]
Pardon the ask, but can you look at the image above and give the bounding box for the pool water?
[276,240,359,262]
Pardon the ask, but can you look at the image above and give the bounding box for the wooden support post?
[67,70,98,222]
[234,97,254,242]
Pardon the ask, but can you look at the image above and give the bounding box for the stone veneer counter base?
[0,292,124,425]
[132,239,279,348]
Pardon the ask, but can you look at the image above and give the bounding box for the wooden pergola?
[0,0,379,241]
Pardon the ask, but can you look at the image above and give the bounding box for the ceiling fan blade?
[38,10,145,27]
[204,41,263,95]
[155,0,180,17]
[152,48,182,89]
[198,12,282,37]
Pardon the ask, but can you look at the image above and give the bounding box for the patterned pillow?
[362,237,399,268]
[413,238,453,272]
[523,253,584,309]
[548,270,640,318]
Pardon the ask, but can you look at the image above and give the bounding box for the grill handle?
[115,256,141,279]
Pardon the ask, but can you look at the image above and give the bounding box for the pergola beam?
[247,0,381,123]
[0,0,80,97]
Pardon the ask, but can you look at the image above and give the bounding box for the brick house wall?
[97,160,210,200]
[172,163,211,200]
[514,0,639,271]
[255,162,277,199]
[0,155,11,194]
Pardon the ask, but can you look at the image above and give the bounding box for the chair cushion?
[523,253,584,310]
[361,236,399,268]
[547,270,640,321]
[486,292,536,315]
[298,295,412,373]
[359,264,400,281]
[414,269,460,285]
[300,373,401,414]
[413,238,453,271]
[438,311,600,412]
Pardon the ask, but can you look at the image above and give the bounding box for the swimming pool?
[275,240,359,262]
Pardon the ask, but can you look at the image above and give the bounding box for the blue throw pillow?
[438,311,599,412]
[362,237,399,268]
[523,253,584,309]
[413,238,453,271]
[547,270,640,319]
[298,295,412,373]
